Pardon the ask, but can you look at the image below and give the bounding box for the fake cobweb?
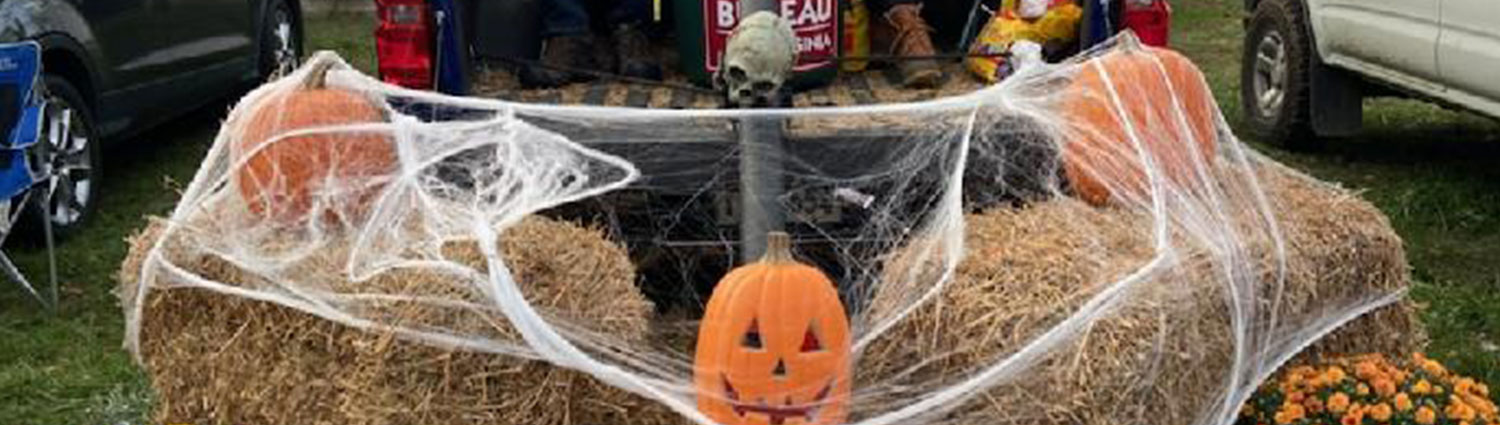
[122,36,1406,425]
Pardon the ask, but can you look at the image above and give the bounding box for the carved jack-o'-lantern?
[695,232,852,425]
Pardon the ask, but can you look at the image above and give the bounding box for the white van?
[1241,0,1500,146]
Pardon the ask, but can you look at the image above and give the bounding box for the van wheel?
[18,76,102,242]
[1241,0,1315,148]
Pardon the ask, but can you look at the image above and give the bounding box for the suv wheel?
[20,76,101,241]
[1241,0,1315,147]
[260,0,303,78]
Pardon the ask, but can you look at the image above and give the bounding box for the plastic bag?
[966,0,1084,82]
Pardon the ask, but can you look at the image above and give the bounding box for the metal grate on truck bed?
[471,62,985,110]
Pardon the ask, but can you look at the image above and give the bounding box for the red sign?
[703,0,839,73]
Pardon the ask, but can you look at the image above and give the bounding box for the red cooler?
[1121,0,1171,47]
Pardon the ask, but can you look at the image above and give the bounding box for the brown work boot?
[520,35,598,88]
[884,4,942,88]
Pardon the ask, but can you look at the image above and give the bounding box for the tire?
[1241,0,1316,148]
[259,0,304,79]
[17,76,102,242]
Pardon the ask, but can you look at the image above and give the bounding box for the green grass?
[303,9,379,76]
[0,109,212,424]
[2,4,1497,423]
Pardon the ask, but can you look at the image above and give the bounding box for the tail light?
[375,0,434,89]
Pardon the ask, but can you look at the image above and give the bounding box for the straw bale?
[855,164,1421,425]
[120,216,682,425]
[120,162,1420,425]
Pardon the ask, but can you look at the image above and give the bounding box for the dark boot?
[520,35,598,88]
[613,24,662,81]
[885,4,942,88]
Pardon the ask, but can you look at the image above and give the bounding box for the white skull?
[715,11,798,106]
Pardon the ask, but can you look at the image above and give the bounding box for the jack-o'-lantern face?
[695,233,851,425]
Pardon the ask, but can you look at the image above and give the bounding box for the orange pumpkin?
[1060,46,1219,206]
[695,232,851,425]
[233,61,397,223]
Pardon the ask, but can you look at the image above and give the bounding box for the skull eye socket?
[753,81,777,93]
[800,326,822,352]
[728,66,747,82]
[741,319,763,349]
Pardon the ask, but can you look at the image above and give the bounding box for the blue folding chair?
[0,41,59,309]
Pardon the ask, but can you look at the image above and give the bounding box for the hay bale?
[119,216,682,425]
[856,164,1422,425]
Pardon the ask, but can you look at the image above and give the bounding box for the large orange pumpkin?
[233,61,397,223]
[1060,46,1219,206]
[695,232,852,425]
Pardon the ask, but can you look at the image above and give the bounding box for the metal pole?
[738,115,785,262]
[734,0,788,263]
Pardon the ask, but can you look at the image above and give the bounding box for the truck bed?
[472,62,984,110]
[453,61,1054,307]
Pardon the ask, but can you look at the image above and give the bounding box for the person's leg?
[523,0,598,88]
[606,0,661,80]
[876,0,942,88]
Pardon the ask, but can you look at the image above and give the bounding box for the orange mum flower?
[1414,379,1434,395]
[1356,361,1382,380]
[1422,359,1447,377]
[1416,406,1438,425]
[1329,393,1352,413]
[1357,383,1371,396]
[1395,393,1415,411]
[1447,402,1476,422]
[1465,394,1497,416]
[1308,374,1330,389]
[1341,409,1366,425]
[1327,366,1348,383]
[1373,378,1398,396]
[1369,403,1393,422]
[1276,404,1307,425]
[1456,378,1476,396]
[1305,397,1325,414]
[1290,366,1316,382]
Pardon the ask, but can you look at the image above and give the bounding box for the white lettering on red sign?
[703,0,837,73]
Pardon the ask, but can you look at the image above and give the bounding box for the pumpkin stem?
[759,232,795,264]
[297,59,337,91]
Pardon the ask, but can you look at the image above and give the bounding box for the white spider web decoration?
[122,36,1406,425]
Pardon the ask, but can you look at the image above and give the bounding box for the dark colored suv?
[0,0,304,237]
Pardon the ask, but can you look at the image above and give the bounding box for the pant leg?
[606,0,652,27]
[542,0,592,37]
[868,0,923,14]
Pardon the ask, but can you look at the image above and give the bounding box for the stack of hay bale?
[119,216,683,425]
[119,164,1419,425]
[854,164,1420,425]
